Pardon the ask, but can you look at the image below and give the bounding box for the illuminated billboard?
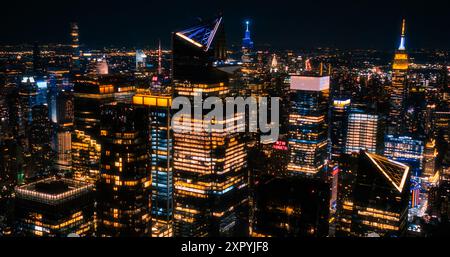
[290,75,330,91]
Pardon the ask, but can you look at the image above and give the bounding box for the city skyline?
[1,0,450,50]
[1,0,450,247]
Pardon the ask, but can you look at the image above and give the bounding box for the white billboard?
[290,75,330,91]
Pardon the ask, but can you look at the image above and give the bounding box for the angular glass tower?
[172,16,248,237]
[336,151,410,237]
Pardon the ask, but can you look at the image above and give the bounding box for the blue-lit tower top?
[398,19,406,51]
[242,20,254,49]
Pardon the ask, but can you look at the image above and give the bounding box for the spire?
[242,20,254,49]
[271,54,278,68]
[158,39,162,75]
[398,19,406,51]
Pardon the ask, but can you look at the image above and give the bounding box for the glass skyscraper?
[288,75,329,177]
[172,16,248,237]
[133,92,174,237]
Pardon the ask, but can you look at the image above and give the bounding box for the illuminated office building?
[55,90,73,173]
[35,80,48,107]
[251,177,330,237]
[387,19,409,135]
[433,111,450,142]
[423,139,437,178]
[384,135,424,177]
[433,152,450,230]
[288,75,329,177]
[336,151,410,237]
[55,129,72,173]
[172,16,248,237]
[15,177,95,236]
[329,98,351,161]
[133,93,173,237]
[97,103,151,236]
[345,110,382,155]
[71,78,114,181]
[70,22,81,73]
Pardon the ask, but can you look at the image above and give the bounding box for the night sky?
[1,0,449,50]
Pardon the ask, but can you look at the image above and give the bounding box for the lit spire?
[242,20,254,49]
[398,19,406,51]
[158,39,162,75]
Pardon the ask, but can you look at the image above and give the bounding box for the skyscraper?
[96,103,151,236]
[172,16,227,84]
[172,16,248,237]
[384,135,424,177]
[329,98,351,161]
[288,75,329,177]
[15,177,95,236]
[345,110,382,155]
[29,105,54,177]
[336,151,410,237]
[132,92,173,237]
[251,176,330,237]
[242,20,254,50]
[423,139,438,178]
[18,76,38,139]
[71,78,115,182]
[55,90,73,173]
[70,22,81,73]
[387,19,409,135]
[135,50,147,72]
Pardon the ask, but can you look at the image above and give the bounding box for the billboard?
[290,75,330,91]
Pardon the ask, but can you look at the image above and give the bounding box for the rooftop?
[15,177,94,205]
[365,152,410,193]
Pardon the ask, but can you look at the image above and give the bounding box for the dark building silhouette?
[96,103,151,236]
[251,176,330,237]
[329,98,351,162]
[336,151,410,237]
[29,104,54,177]
[172,16,228,84]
